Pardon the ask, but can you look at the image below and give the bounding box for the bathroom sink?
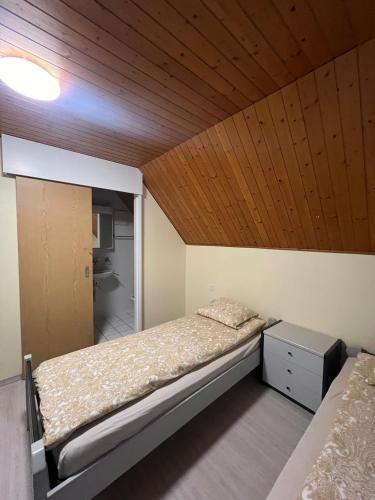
[93,271,113,280]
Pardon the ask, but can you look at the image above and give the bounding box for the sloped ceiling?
[142,39,375,253]
[1,1,375,253]
[1,0,375,167]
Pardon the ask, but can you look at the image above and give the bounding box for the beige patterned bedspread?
[299,353,375,500]
[34,314,265,448]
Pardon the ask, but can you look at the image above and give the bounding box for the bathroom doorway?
[92,188,135,344]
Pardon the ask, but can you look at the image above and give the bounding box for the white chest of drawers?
[262,321,342,412]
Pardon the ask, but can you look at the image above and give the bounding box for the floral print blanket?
[299,353,375,499]
[34,314,265,447]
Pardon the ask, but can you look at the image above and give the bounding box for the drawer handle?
[286,386,291,392]
[287,368,292,374]
[287,351,293,357]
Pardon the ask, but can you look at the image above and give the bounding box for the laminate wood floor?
[0,374,312,500]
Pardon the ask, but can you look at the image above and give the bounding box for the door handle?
[85,266,90,278]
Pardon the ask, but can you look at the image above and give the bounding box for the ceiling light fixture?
[0,57,60,101]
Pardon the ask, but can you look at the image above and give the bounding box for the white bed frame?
[25,347,261,500]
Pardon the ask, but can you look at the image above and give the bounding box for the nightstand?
[262,321,342,412]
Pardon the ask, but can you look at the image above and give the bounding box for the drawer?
[263,350,323,396]
[263,354,322,411]
[263,334,324,376]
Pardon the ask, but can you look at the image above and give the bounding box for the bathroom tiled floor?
[95,312,135,344]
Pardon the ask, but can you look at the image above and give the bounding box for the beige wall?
[186,246,375,352]
[143,189,185,328]
[0,166,22,380]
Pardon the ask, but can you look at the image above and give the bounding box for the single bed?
[26,306,267,500]
[266,356,365,499]
[53,332,260,479]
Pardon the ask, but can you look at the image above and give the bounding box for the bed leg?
[32,439,50,500]
[24,355,30,432]
[24,354,50,500]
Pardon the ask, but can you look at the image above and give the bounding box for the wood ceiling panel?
[307,0,356,55]
[335,50,369,250]
[359,38,375,250]
[272,0,332,68]
[142,40,375,253]
[315,60,355,250]
[281,83,329,249]
[202,0,295,88]
[296,73,342,250]
[1,0,375,167]
[0,21,195,143]
[166,0,278,97]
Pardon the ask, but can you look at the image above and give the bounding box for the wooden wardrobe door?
[16,176,93,368]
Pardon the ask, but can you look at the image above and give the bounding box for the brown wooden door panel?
[16,177,93,368]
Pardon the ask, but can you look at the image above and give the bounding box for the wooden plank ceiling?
[1,0,374,253]
[142,39,375,253]
[1,0,375,168]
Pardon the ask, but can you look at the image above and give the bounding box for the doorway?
[92,188,135,343]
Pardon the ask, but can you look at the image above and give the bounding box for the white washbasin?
[93,271,113,280]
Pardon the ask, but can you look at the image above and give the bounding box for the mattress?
[54,333,261,479]
[266,357,356,500]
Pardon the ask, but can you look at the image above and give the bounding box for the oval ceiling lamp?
[0,56,60,101]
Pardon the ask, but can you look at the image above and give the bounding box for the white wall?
[0,157,22,380]
[186,246,375,352]
[143,189,186,329]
